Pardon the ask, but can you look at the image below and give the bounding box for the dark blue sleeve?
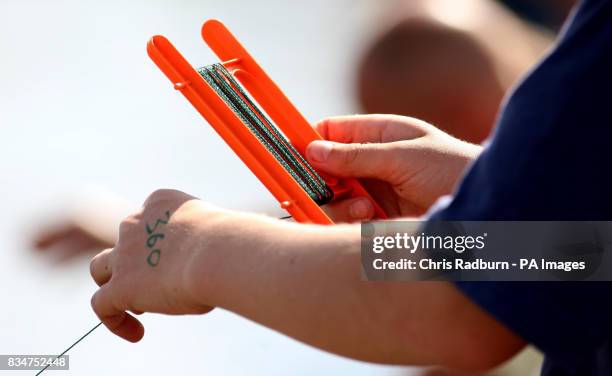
[424,0,612,373]
[452,282,612,372]
[436,0,612,222]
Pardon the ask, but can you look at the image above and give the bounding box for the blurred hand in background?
[32,187,129,261]
[357,0,574,144]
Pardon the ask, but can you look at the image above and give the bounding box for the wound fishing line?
[197,63,334,206]
[149,21,387,223]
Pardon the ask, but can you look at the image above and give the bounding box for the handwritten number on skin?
[146,211,170,235]
[147,233,165,248]
[145,210,170,267]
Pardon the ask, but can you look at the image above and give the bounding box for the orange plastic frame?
[147,19,386,224]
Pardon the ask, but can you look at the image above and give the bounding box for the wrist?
[184,211,361,312]
[181,208,285,309]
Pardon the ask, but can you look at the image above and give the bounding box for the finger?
[315,115,427,144]
[90,248,113,286]
[91,284,145,342]
[306,140,400,180]
[34,226,79,249]
[322,197,375,223]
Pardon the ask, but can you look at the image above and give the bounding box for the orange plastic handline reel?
[147,19,387,224]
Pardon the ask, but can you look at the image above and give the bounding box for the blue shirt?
[426,0,612,374]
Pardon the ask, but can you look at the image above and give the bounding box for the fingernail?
[307,141,333,163]
[349,199,373,219]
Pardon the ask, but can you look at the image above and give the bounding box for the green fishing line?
[35,215,296,375]
[35,322,102,375]
[198,64,333,206]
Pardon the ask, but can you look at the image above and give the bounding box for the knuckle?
[89,257,98,277]
[90,249,111,277]
[144,188,178,206]
[314,118,330,138]
[342,144,362,166]
[118,219,135,236]
[118,213,141,234]
[90,292,101,315]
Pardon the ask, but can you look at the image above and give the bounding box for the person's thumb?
[306,140,397,180]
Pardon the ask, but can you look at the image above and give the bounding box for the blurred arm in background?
[357,0,573,144]
[32,187,128,260]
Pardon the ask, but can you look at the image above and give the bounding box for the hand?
[34,223,115,260]
[32,188,130,260]
[306,115,482,221]
[90,189,224,342]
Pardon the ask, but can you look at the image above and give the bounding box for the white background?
[0,1,415,375]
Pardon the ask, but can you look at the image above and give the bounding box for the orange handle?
[148,20,387,223]
[202,20,387,220]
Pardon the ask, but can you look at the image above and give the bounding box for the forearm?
[187,212,523,370]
